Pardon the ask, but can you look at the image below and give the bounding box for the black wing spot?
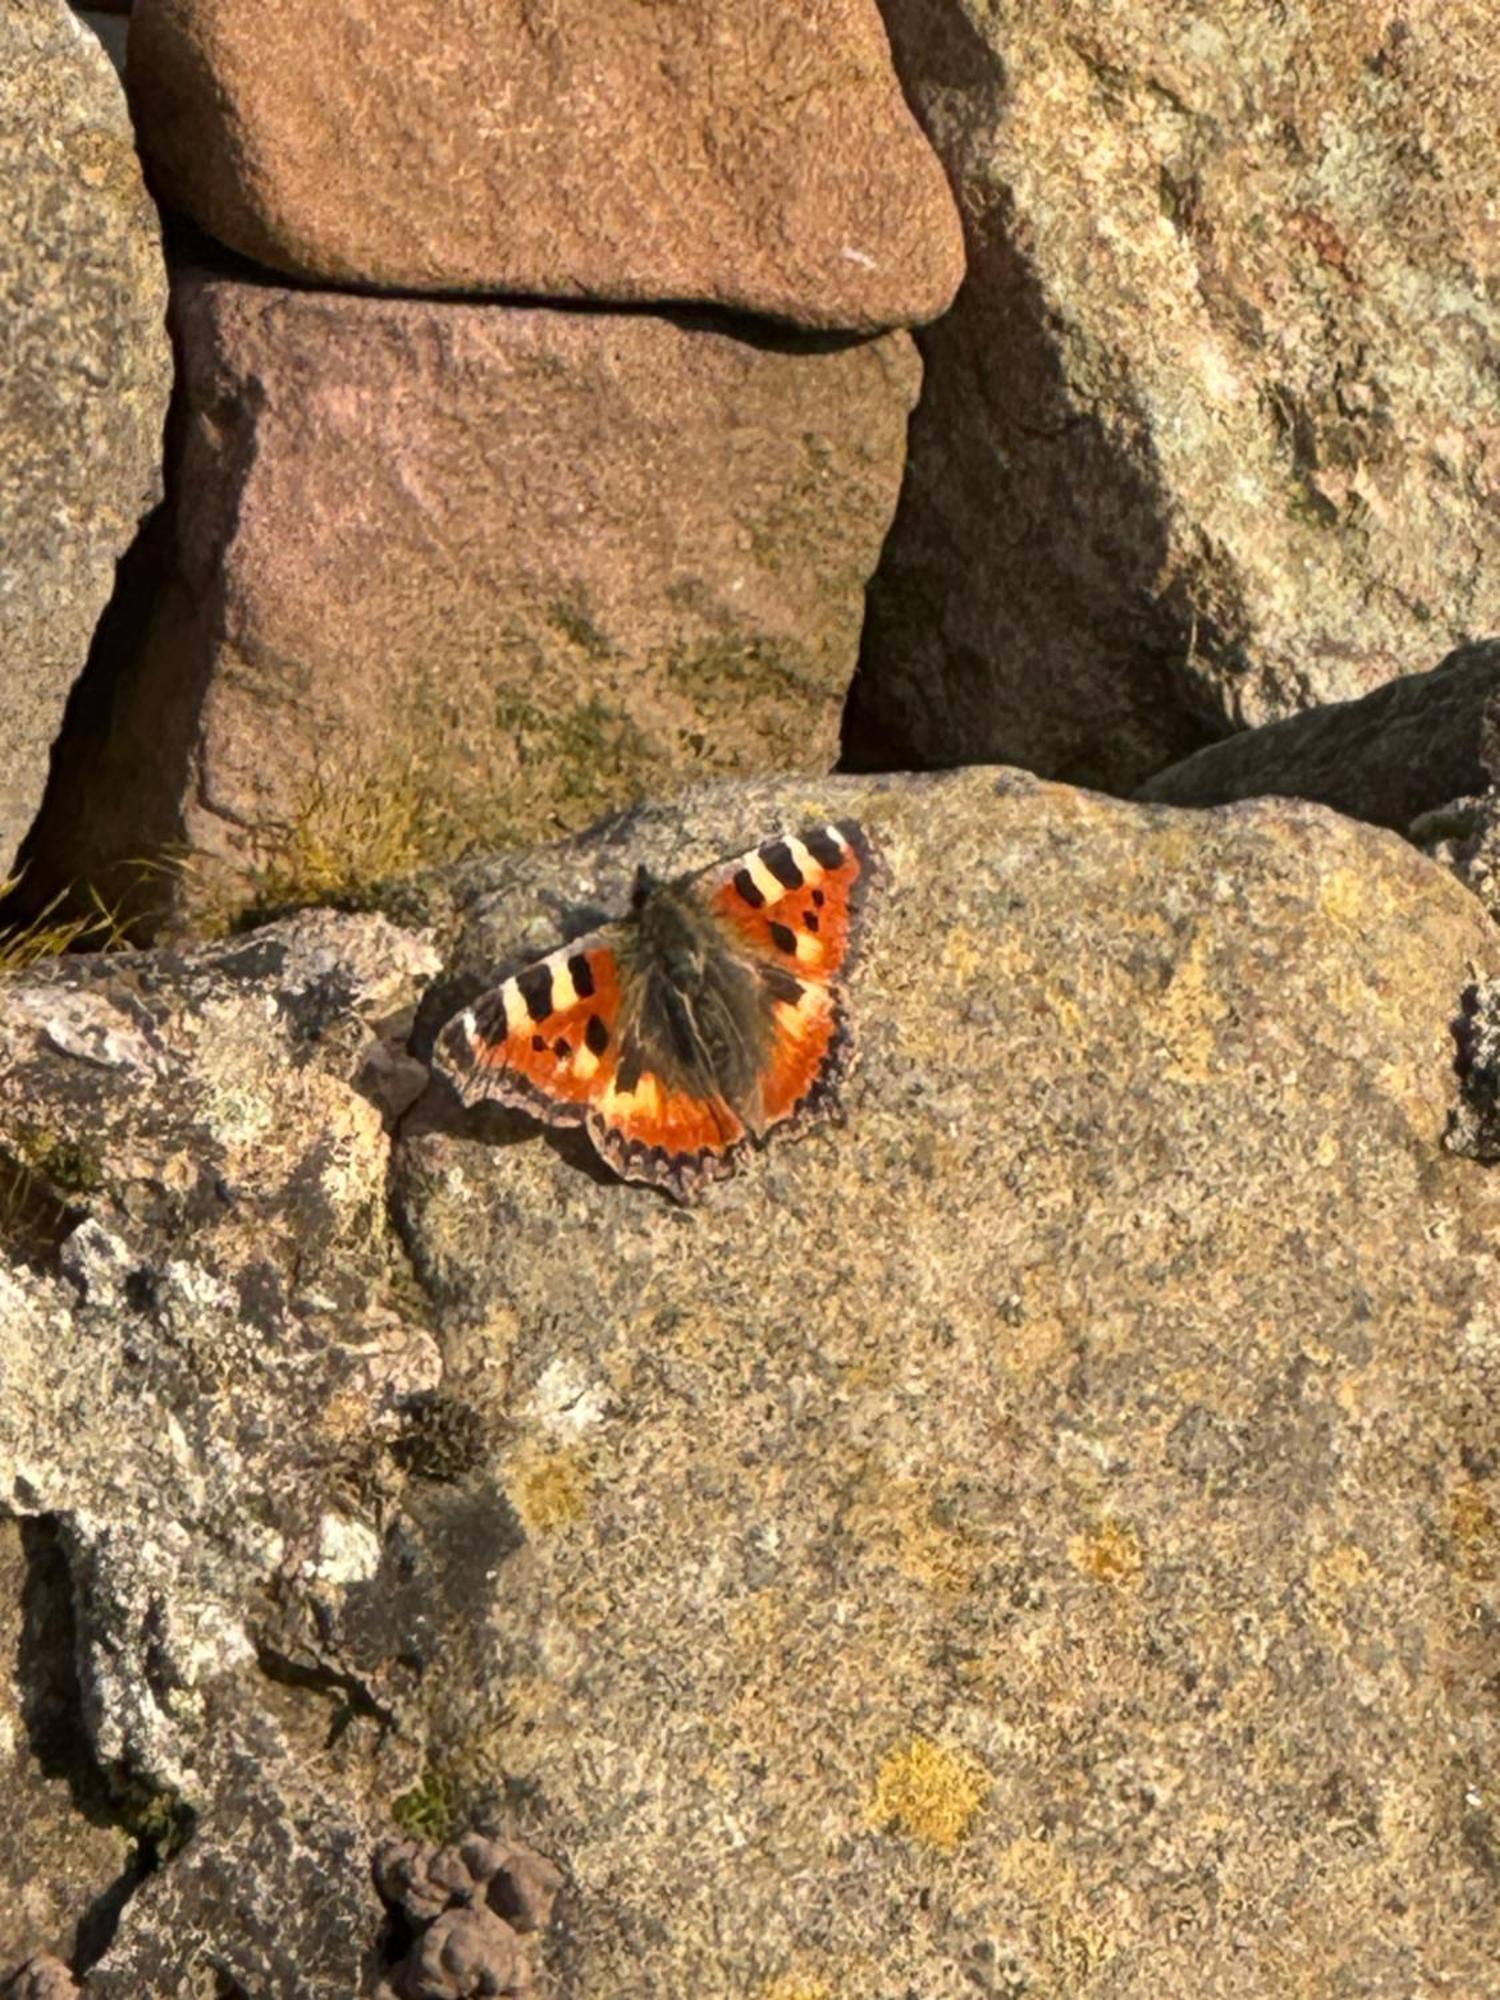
[553,1037,572,1060]
[617,1044,645,1094]
[531,1035,546,1053]
[474,991,511,1039]
[568,952,596,999]
[517,963,554,1023]
[585,1013,610,1057]
[806,827,845,871]
[733,867,765,909]
[803,909,821,933]
[763,840,804,891]
[812,887,826,908]
[763,965,803,1006]
[768,921,797,956]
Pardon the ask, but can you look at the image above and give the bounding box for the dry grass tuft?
[0,874,133,976]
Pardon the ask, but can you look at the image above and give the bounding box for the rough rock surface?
[1138,638,1500,829]
[0,911,458,1995]
[23,272,919,933]
[4,771,1499,1992]
[125,0,964,332]
[373,1835,561,2000]
[392,770,1499,1995]
[850,0,1500,791]
[0,0,170,877]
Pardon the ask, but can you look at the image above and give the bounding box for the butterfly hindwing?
[702,818,879,1136]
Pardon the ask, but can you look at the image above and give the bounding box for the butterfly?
[435,821,881,1202]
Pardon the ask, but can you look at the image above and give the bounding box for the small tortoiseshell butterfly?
[436,821,880,1202]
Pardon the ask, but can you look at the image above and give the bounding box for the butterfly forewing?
[441,935,625,1125]
[706,820,877,988]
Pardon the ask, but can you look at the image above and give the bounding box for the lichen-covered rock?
[0,0,170,876]
[24,271,919,933]
[0,910,455,1995]
[4,772,1499,1992]
[0,1519,134,1979]
[850,0,1500,791]
[391,769,1500,1994]
[2,1958,79,2000]
[125,0,963,332]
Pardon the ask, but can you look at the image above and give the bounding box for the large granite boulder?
[5,769,1494,1991]
[23,273,919,933]
[0,0,170,878]
[125,0,964,332]
[850,0,1500,791]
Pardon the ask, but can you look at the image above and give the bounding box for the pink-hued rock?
[26,272,919,929]
[850,0,1500,790]
[124,0,964,333]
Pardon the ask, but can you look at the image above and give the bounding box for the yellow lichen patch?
[1318,868,1371,931]
[1306,1541,1374,1638]
[1153,931,1228,1084]
[846,1470,984,1597]
[507,1444,591,1532]
[1448,1485,1498,1580]
[940,923,985,985]
[1068,1518,1144,1588]
[867,1735,986,1853]
[758,1977,832,2000]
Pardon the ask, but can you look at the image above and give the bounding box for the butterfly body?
[437,821,879,1202]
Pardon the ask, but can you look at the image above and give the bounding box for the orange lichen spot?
[867,1735,986,1853]
[1068,1518,1144,1587]
[507,1445,591,1531]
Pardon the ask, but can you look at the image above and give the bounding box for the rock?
[1444,979,1500,1166]
[1414,787,1500,928]
[0,1517,134,1980]
[849,0,1500,791]
[125,0,964,333]
[390,768,1500,1994]
[74,13,129,78]
[2,1959,79,2000]
[23,272,919,934]
[1136,638,1500,828]
[0,0,170,877]
[0,909,454,1995]
[373,1834,561,1999]
[5,770,1499,1990]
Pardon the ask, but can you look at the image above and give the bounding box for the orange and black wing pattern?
[438,934,627,1127]
[705,820,879,1130]
[439,820,880,1202]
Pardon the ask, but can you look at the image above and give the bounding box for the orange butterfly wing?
[439,938,626,1125]
[706,820,878,1129]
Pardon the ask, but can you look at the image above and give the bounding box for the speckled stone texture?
[392,770,1500,1996]
[3,772,1498,1992]
[851,0,1500,791]
[0,913,452,1995]
[1138,638,1500,829]
[0,0,170,876]
[124,0,964,333]
[24,272,919,932]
